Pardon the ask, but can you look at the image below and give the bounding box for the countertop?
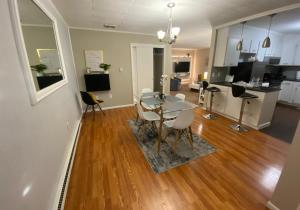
[211,82,281,93]
[283,79,300,82]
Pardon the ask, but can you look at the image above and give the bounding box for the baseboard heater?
[57,124,81,210]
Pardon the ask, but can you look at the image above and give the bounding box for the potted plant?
[159,74,168,100]
[99,63,111,74]
[31,64,47,76]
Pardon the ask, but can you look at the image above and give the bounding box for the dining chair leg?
[173,130,181,152]
[163,128,169,141]
[97,104,105,115]
[138,121,142,132]
[84,105,89,115]
[157,105,163,153]
[151,121,158,134]
[188,126,193,148]
[136,114,139,123]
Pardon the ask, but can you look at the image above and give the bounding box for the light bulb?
[157,30,166,40]
[171,27,180,36]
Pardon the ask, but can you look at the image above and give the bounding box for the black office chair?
[80,91,105,115]
[230,85,258,132]
[202,83,221,120]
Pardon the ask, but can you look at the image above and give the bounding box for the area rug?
[128,120,216,173]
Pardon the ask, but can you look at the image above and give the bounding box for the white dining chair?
[163,109,194,151]
[175,93,186,101]
[140,88,158,111]
[136,103,160,133]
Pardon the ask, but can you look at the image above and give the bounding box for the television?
[173,61,190,73]
[84,73,111,91]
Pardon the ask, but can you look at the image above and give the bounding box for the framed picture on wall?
[84,50,104,72]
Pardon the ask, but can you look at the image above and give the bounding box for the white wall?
[70,28,172,108]
[0,0,82,210]
[269,122,300,210]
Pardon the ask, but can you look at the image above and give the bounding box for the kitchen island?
[206,82,281,130]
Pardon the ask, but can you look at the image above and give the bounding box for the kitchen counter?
[204,83,280,130]
[211,82,281,92]
[283,79,300,82]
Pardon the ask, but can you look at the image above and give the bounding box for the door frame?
[130,43,165,103]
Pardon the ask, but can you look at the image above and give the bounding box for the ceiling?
[51,0,300,48]
[18,0,52,26]
[246,8,300,34]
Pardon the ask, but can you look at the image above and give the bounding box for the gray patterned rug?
[128,120,216,173]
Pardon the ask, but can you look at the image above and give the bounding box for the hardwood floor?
[64,107,289,210]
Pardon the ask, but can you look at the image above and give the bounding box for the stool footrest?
[203,113,217,120]
[230,124,248,132]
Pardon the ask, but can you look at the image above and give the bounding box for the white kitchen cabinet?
[241,38,251,53]
[224,91,242,119]
[256,42,266,62]
[214,27,240,67]
[265,32,282,57]
[207,85,280,129]
[278,81,294,102]
[280,34,300,65]
[250,39,260,54]
[243,91,264,127]
[294,44,300,65]
[224,38,241,66]
[291,82,300,104]
[210,85,229,113]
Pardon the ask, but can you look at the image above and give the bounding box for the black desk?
[84,73,110,91]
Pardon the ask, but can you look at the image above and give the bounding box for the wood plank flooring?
[64,107,289,210]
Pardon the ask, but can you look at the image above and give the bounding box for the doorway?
[130,44,165,102]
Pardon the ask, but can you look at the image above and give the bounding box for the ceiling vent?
[103,24,117,29]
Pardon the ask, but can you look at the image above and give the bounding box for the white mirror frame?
[9,0,68,105]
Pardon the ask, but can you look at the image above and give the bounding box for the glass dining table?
[140,92,198,152]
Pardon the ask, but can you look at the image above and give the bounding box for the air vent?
[103,24,117,29]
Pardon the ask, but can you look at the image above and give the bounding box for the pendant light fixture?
[262,14,276,48]
[236,21,247,51]
[157,2,180,44]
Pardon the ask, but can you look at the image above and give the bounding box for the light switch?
[119,67,124,72]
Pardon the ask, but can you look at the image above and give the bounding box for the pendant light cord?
[267,14,276,36]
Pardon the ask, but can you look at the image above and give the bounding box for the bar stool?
[230,84,258,132]
[199,81,209,103]
[203,86,221,120]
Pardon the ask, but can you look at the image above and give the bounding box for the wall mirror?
[9,0,68,104]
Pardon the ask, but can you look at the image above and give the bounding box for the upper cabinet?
[265,32,283,57]
[214,27,240,67]
[213,24,295,66]
[294,44,300,65]
[280,34,300,65]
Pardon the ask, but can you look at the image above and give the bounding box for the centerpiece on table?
[99,63,111,74]
[160,74,168,100]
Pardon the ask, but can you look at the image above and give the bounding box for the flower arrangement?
[159,74,168,99]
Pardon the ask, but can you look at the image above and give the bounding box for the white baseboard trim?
[267,201,280,210]
[51,118,82,210]
[203,108,271,130]
[102,104,134,110]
